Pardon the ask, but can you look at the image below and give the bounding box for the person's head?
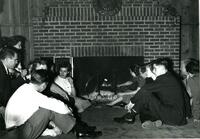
[129,64,140,77]
[151,57,170,77]
[58,62,72,79]
[7,35,26,50]
[0,36,10,50]
[0,47,18,69]
[185,58,199,75]
[37,59,48,70]
[138,64,149,79]
[31,59,48,72]
[30,69,49,92]
[180,59,190,78]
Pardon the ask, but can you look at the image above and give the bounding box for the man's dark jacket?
[0,61,12,107]
[131,72,191,125]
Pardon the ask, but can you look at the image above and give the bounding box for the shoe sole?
[113,118,135,124]
[142,120,162,129]
[76,132,102,138]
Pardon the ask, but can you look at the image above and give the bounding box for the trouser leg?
[19,108,76,139]
[131,90,161,122]
[139,109,158,123]
[18,108,52,139]
[5,108,76,139]
[52,112,75,134]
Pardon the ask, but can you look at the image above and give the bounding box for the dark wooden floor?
[1,105,200,139]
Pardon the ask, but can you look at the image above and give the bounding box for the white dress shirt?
[5,83,71,129]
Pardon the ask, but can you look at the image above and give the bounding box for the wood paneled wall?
[0,0,199,63]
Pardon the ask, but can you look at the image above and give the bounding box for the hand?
[49,121,62,135]
[130,70,136,77]
[125,101,135,112]
[64,94,70,100]
[53,126,62,136]
[21,69,28,77]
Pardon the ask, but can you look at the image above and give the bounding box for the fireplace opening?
[73,56,144,96]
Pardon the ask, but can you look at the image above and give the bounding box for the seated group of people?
[0,46,101,138]
[0,37,199,138]
[111,57,199,129]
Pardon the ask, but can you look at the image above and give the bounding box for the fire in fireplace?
[73,56,144,96]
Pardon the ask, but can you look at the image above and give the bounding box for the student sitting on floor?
[0,47,19,130]
[114,57,191,128]
[53,62,91,113]
[107,64,153,106]
[32,59,102,138]
[181,58,200,122]
[5,70,75,139]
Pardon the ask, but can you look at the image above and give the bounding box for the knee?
[62,115,76,134]
[28,108,53,123]
[38,108,52,117]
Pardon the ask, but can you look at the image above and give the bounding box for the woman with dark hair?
[107,64,153,106]
[53,62,91,113]
[114,57,191,128]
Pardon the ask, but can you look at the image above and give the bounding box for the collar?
[1,61,9,74]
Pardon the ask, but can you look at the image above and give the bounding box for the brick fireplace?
[32,0,181,94]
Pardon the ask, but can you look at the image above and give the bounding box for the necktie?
[6,68,10,76]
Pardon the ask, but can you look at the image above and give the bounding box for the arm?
[117,81,133,87]
[118,87,141,96]
[67,77,76,97]
[36,92,72,114]
[117,75,138,88]
[50,83,69,100]
[50,82,76,111]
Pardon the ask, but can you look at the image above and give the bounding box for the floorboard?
[1,104,200,139]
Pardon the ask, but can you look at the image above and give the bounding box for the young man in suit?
[114,58,191,128]
[0,48,18,130]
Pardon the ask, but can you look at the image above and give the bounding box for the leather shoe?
[86,125,96,131]
[113,114,135,124]
[78,121,96,131]
[75,130,102,137]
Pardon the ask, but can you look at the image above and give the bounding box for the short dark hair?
[7,35,26,49]
[0,36,10,49]
[30,69,49,85]
[58,62,72,72]
[129,64,140,76]
[0,47,17,60]
[186,59,199,74]
[139,65,147,74]
[152,57,174,71]
[140,62,153,73]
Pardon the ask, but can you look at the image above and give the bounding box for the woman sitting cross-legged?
[51,62,91,113]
